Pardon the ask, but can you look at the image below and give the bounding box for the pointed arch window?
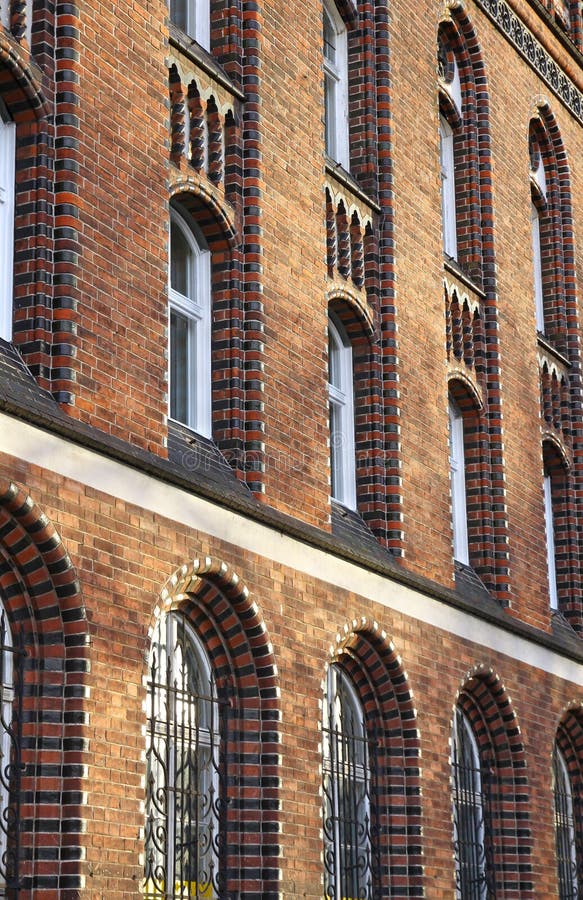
[328,314,356,509]
[170,0,210,50]
[0,107,15,342]
[144,613,223,899]
[553,743,580,899]
[323,0,349,169]
[169,206,212,437]
[452,707,491,899]
[323,665,373,900]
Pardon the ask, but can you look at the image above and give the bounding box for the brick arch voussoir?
[329,617,418,740]
[328,288,376,345]
[158,555,277,696]
[556,702,583,783]
[457,664,527,770]
[170,180,238,252]
[0,481,84,643]
[0,36,50,122]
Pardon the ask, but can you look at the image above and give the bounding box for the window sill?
[443,256,485,299]
[169,23,245,102]
[537,332,571,370]
[167,420,251,500]
[325,156,381,214]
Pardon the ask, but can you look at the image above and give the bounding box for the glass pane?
[328,327,341,390]
[323,9,336,64]
[145,615,220,900]
[330,401,342,500]
[171,309,192,424]
[170,0,188,32]
[171,219,192,297]
[323,667,373,900]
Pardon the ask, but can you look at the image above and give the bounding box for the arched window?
[328,314,356,509]
[451,707,491,899]
[170,0,210,50]
[323,0,349,169]
[449,396,469,565]
[145,613,222,899]
[553,742,579,899]
[323,665,373,900]
[440,114,457,260]
[0,597,22,893]
[169,206,212,437]
[530,134,550,335]
[0,105,15,342]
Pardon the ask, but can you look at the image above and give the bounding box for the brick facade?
[2,0,583,896]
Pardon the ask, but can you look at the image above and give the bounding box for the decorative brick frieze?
[475,0,583,122]
[0,481,87,894]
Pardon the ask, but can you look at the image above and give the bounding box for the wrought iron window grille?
[452,709,497,900]
[553,743,582,899]
[322,667,379,900]
[0,608,25,897]
[144,615,228,900]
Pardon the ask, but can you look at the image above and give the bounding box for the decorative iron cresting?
[0,609,24,896]
[473,0,583,124]
[144,616,228,900]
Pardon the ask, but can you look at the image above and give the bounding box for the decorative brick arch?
[439,1,509,603]
[448,373,497,592]
[150,556,280,899]
[328,291,386,543]
[0,35,49,122]
[0,481,87,896]
[454,665,533,896]
[327,618,423,898]
[169,184,248,482]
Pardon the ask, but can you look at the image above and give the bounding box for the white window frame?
[169,207,212,438]
[449,397,469,565]
[544,471,559,610]
[0,111,15,342]
[170,0,210,50]
[328,314,356,510]
[323,0,349,170]
[452,708,488,900]
[440,115,458,260]
[323,665,371,900]
[531,201,546,333]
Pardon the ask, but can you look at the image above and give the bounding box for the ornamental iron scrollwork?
[144,614,228,900]
[0,608,25,896]
[553,744,582,900]
[452,709,497,900]
[322,666,379,900]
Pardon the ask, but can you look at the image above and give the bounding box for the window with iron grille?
[322,665,376,900]
[0,602,23,896]
[144,613,225,900]
[553,743,581,899]
[451,708,496,900]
